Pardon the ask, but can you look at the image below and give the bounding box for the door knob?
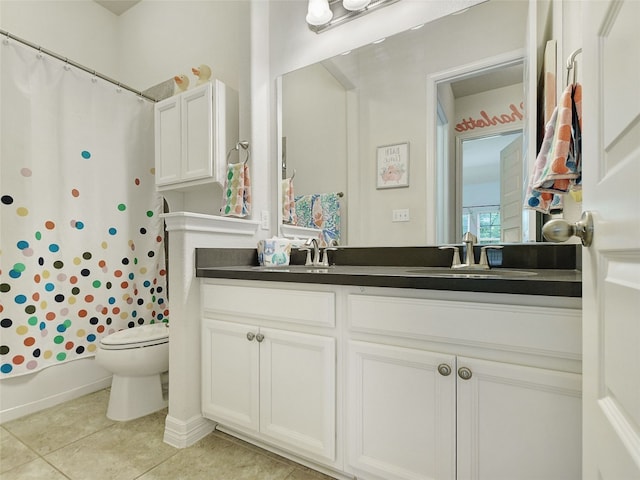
[542,211,594,247]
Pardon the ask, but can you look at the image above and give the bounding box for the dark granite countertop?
[195,245,582,298]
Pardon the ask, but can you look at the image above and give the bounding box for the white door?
[259,328,336,463]
[582,1,640,478]
[499,135,523,242]
[201,319,259,432]
[456,356,582,480]
[346,341,456,480]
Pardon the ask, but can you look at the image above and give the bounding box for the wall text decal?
[455,102,525,132]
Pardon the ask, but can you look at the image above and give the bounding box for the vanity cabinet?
[346,294,582,480]
[198,279,581,480]
[154,80,238,190]
[200,282,337,465]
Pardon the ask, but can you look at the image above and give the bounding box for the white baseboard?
[0,376,112,424]
[163,414,215,448]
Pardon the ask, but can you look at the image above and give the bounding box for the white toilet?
[96,323,169,421]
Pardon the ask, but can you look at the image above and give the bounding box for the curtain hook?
[91,70,97,83]
[3,32,9,45]
[63,58,70,71]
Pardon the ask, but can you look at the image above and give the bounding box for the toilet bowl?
[96,323,169,421]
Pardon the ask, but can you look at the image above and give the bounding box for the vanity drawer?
[348,294,581,360]
[202,282,335,327]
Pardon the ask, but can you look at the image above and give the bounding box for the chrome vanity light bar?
[308,0,400,34]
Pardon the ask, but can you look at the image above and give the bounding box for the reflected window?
[462,209,501,244]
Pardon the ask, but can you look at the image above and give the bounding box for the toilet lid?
[100,323,169,350]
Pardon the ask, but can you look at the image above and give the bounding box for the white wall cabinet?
[154,80,238,191]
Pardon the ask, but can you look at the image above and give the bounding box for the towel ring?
[226,141,250,164]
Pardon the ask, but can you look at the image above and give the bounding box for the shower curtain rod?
[1,29,157,102]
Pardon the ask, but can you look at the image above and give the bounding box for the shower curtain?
[0,40,168,378]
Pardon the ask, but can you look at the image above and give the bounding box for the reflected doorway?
[458,131,522,243]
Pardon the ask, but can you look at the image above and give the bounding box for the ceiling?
[94,0,141,16]
[450,63,524,98]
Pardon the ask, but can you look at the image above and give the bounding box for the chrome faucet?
[300,238,320,266]
[461,232,477,268]
[439,232,503,270]
[320,239,338,267]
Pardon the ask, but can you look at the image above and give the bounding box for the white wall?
[282,63,347,198]
[0,0,120,77]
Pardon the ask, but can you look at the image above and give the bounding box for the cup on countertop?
[257,238,291,266]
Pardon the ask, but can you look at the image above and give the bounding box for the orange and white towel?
[524,108,563,213]
[525,83,582,213]
[282,177,297,224]
[533,83,582,194]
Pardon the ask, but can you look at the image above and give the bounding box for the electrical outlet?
[261,210,270,230]
[392,209,410,222]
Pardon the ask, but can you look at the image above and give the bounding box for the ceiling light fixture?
[306,0,333,26]
[342,0,371,11]
[307,0,400,33]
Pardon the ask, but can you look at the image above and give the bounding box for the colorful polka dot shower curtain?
[0,40,168,377]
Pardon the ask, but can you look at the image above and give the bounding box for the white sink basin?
[407,268,537,278]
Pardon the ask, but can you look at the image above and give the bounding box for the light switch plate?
[261,210,270,229]
[392,209,410,222]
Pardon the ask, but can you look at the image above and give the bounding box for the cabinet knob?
[256,333,265,343]
[458,367,472,380]
[437,363,452,376]
[246,332,255,341]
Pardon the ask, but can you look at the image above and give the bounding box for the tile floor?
[0,389,337,480]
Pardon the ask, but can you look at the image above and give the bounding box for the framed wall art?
[376,142,409,189]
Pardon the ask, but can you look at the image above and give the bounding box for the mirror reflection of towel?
[282,177,297,224]
[221,162,251,217]
[294,192,340,246]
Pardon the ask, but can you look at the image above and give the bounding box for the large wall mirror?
[278,0,535,247]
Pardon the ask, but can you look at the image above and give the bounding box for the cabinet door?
[180,83,213,181]
[259,328,336,463]
[456,357,581,480]
[201,319,259,432]
[347,341,456,480]
[154,96,181,185]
